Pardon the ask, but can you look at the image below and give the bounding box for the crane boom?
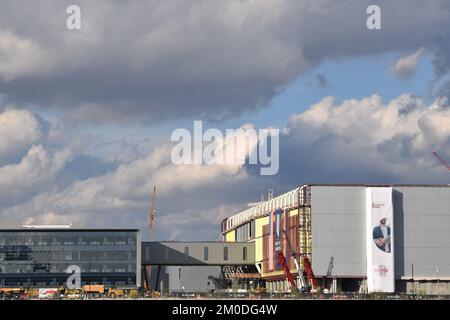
[148,186,157,240]
[144,186,157,290]
[282,230,308,291]
[432,151,450,171]
[276,251,298,292]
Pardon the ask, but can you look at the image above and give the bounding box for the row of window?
[167,246,249,262]
[0,233,137,247]
[201,246,247,261]
[235,221,255,242]
[0,278,135,287]
[0,263,136,274]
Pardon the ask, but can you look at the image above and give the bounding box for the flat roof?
[307,183,450,187]
[0,228,139,232]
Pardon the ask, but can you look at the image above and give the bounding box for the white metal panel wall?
[394,187,450,278]
[311,185,450,279]
[311,186,367,277]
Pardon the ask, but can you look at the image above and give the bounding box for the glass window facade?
[235,220,255,242]
[0,229,139,288]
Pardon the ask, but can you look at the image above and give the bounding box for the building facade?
[221,184,450,294]
[0,229,141,288]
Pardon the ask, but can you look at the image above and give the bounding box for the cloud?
[391,47,426,79]
[0,109,44,163]
[0,125,259,234]
[1,1,450,123]
[0,31,51,81]
[1,93,450,239]
[283,94,450,184]
[0,108,85,207]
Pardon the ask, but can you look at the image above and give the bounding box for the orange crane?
[144,186,157,289]
[148,186,157,240]
[432,151,450,171]
[276,251,298,292]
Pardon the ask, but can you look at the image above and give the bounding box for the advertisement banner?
[274,208,283,253]
[366,187,395,293]
[284,208,290,261]
[274,209,283,270]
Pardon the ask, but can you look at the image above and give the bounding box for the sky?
[1,0,450,241]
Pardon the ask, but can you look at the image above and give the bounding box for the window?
[223,247,228,261]
[243,247,247,261]
[203,247,209,261]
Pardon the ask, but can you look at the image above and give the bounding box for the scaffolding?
[298,185,312,259]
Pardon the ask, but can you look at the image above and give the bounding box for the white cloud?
[0,108,43,161]
[0,108,85,207]
[391,47,426,79]
[286,94,450,180]
[0,31,50,81]
[1,94,450,239]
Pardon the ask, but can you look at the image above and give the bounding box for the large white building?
[222,184,450,294]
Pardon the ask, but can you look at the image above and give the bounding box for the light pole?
[436,267,440,299]
[411,264,415,296]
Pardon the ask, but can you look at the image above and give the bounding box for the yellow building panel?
[225,230,235,242]
[289,208,298,217]
[255,237,263,262]
[255,216,269,238]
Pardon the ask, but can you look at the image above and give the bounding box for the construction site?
[1,155,450,299]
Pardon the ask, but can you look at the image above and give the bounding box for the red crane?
[432,151,450,171]
[301,255,318,291]
[276,251,298,292]
[282,230,318,292]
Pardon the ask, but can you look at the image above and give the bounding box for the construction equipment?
[324,256,334,290]
[275,251,298,293]
[83,284,104,298]
[148,186,157,240]
[282,230,318,292]
[283,230,308,292]
[301,255,318,292]
[106,288,124,299]
[432,151,450,171]
[144,186,157,290]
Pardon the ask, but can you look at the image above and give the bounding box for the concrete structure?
[221,184,450,294]
[142,241,254,266]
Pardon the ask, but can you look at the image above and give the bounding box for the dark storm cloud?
[1,0,450,123]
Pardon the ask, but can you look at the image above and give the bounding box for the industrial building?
[221,184,450,295]
[2,184,450,296]
[0,228,141,288]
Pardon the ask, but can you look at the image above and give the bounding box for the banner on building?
[268,210,274,271]
[366,187,395,293]
[274,209,283,253]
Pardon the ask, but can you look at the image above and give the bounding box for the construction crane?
[144,186,157,290]
[148,186,157,240]
[432,151,450,171]
[282,230,308,292]
[275,251,298,293]
[301,255,318,292]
